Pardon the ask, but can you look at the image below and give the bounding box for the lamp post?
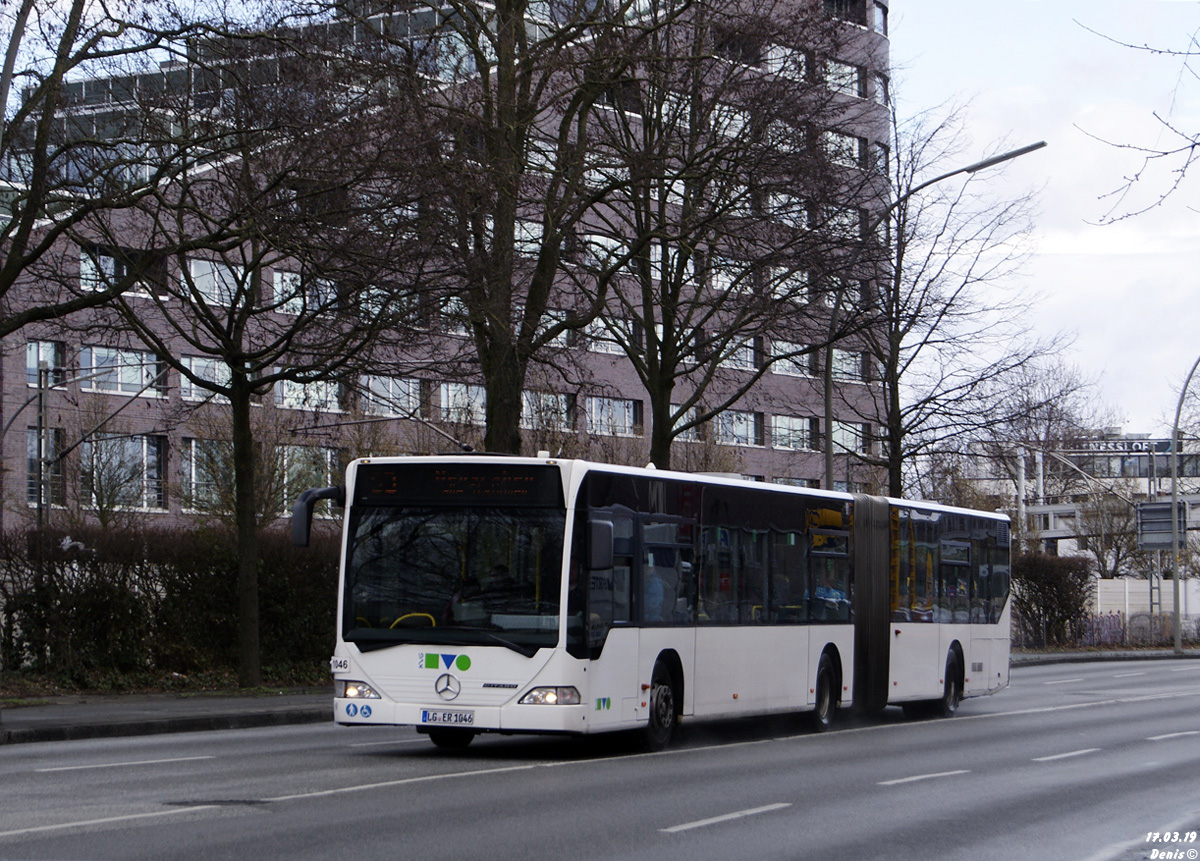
[1168,355,1199,655]
[822,141,1047,491]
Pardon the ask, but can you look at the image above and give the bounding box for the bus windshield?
[343,505,566,655]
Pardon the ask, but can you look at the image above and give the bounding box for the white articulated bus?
[293,455,1011,750]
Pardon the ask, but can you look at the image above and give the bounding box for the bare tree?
[1079,22,1200,222]
[839,105,1075,498]
[1073,481,1146,579]
[572,0,883,469]
[71,16,437,686]
[0,1,285,335]
[318,0,671,456]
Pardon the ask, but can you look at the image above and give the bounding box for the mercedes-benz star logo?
[434,673,461,701]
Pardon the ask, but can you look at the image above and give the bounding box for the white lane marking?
[1043,678,1085,685]
[1169,665,1200,672]
[0,806,220,840]
[660,803,792,834]
[1148,731,1200,741]
[264,763,544,802]
[1032,748,1100,762]
[1113,672,1145,678]
[347,739,429,748]
[878,770,970,786]
[36,756,216,773]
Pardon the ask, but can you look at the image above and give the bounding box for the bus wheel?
[810,654,835,733]
[428,728,476,750]
[936,653,962,718]
[641,663,677,751]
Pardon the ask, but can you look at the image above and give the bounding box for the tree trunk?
[482,351,524,455]
[231,378,261,687]
[648,388,675,470]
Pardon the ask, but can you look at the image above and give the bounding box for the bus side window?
[769,530,807,622]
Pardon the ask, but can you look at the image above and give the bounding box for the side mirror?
[588,519,614,570]
[292,486,346,547]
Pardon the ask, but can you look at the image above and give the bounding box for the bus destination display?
[354,462,563,507]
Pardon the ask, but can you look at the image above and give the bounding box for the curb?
[0,706,331,746]
[1012,651,1200,667]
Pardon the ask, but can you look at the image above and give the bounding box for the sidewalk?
[2,650,1198,745]
[0,687,333,745]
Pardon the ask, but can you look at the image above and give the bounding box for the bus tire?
[810,654,836,733]
[641,662,677,751]
[935,653,962,718]
[427,728,476,750]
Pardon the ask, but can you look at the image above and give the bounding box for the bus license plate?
[421,709,474,726]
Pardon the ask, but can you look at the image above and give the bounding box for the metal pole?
[1169,354,1200,655]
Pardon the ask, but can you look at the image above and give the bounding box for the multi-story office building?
[2,0,892,527]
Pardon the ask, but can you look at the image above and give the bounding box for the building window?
[873,141,890,175]
[27,426,65,506]
[770,267,809,302]
[187,258,243,305]
[721,337,761,371]
[708,254,747,293]
[712,102,751,138]
[824,206,865,243]
[26,340,66,387]
[765,44,806,80]
[181,437,226,510]
[826,61,865,99]
[81,433,167,510]
[831,421,870,453]
[586,396,642,436]
[580,233,631,271]
[361,375,420,417]
[716,410,765,446]
[440,295,470,336]
[275,377,343,412]
[770,193,809,229]
[440,382,486,425]
[181,356,230,401]
[672,404,701,441]
[824,130,867,169]
[521,391,574,431]
[771,340,815,376]
[772,415,818,451]
[79,346,167,396]
[775,476,822,489]
[514,219,544,257]
[873,72,889,105]
[824,0,865,26]
[80,245,133,292]
[587,316,636,354]
[872,1,888,35]
[282,446,340,512]
[831,349,864,382]
[274,270,337,315]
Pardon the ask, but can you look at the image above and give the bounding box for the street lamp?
[1168,355,1199,656]
[822,141,1047,492]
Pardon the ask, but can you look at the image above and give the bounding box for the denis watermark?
[1143,831,1198,860]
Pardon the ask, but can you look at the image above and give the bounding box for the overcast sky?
[889,0,1200,437]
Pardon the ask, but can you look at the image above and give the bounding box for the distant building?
[3,1,893,528]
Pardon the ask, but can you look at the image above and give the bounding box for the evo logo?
[421,653,472,672]
[595,697,611,711]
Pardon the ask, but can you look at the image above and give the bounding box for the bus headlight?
[519,686,581,705]
[337,680,381,699]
